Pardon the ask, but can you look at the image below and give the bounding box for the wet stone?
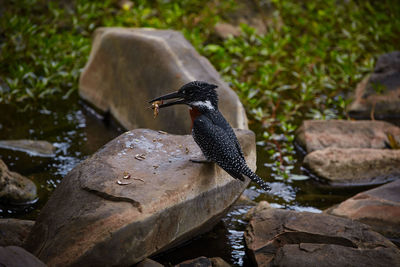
[175,256,212,267]
[0,139,55,157]
[210,257,231,267]
[0,246,46,267]
[326,179,400,243]
[244,202,400,267]
[25,128,256,266]
[303,147,400,186]
[0,218,34,247]
[295,120,400,153]
[136,258,164,267]
[0,159,37,204]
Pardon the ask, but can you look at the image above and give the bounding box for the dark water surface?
[0,96,123,219]
[0,95,374,265]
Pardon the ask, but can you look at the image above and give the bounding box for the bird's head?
[149,81,219,112]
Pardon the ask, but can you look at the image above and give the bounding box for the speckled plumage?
[192,111,270,191]
[150,81,270,191]
[186,82,270,191]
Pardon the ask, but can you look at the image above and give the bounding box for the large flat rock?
[244,203,400,267]
[295,120,400,153]
[79,27,248,134]
[303,147,400,186]
[25,129,255,266]
[326,180,400,241]
[348,51,400,119]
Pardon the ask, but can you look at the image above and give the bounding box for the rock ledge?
[25,129,255,266]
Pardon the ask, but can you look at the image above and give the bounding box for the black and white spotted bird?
[149,81,270,191]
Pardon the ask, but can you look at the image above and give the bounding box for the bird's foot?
[190,158,213,164]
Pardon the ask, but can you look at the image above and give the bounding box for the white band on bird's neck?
[190,100,214,110]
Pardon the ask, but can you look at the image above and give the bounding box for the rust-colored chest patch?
[189,107,201,129]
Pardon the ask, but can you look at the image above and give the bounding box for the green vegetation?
[1,0,399,180]
[202,0,400,179]
[0,0,233,107]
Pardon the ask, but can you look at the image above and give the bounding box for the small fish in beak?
[149,91,186,109]
[151,101,162,118]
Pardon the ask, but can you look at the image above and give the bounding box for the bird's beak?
[149,91,185,108]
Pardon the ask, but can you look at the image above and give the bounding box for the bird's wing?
[192,115,246,178]
[226,124,245,160]
[208,111,246,160]
[193,115,271,191]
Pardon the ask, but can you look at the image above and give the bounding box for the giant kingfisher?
[149,81,271,191]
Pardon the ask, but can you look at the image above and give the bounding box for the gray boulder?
[0,139,55,157]
[214,0,278,38]
[0,218,34,247]
[326,179,400,241]
[79,28,248,134]
[136,258,163,267]
[244,202,400,267]
[173,256,230,267]
[295,120,400,153]
[210,257,231,267]
[214,23,241,39]
[303,147,400,186]
[25,128,255,266]
[175,256,211,267]
[0,159,37,204]
[348,51,400,119]
[0,246,46,267]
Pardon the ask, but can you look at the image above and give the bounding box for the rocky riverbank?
[1,28,399,266]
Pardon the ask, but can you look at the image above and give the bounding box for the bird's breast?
[189,107,201,129]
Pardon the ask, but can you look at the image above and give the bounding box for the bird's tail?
[242,167,271,191]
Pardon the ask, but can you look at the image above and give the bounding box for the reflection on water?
[224,206,252,266]
[0,97,123,219]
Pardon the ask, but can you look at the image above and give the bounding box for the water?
[0,95,123,219]
[0,94,375,265]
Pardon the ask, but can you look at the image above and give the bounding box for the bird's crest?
[180,81,219,109]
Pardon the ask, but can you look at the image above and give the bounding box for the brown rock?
[348,51,400,119]
[0,139,55,157]
[0,219,34,247]
[218,0,279,36]
[79,28,248,134]
[25,129,255,266]
[210,257,230,267]
[244,200,270,221]
[303,147,400,186]
[235,194,256,206]
[136,258,164,267]
[295,120,400,153]
[0,246,46,267]
[173,257,230,267]
[244,205,400,267]
[214,23,241,38]
[175,256,211,267]
[0,159,37,204]
[274,243,400,267]
[326,180,400,240]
